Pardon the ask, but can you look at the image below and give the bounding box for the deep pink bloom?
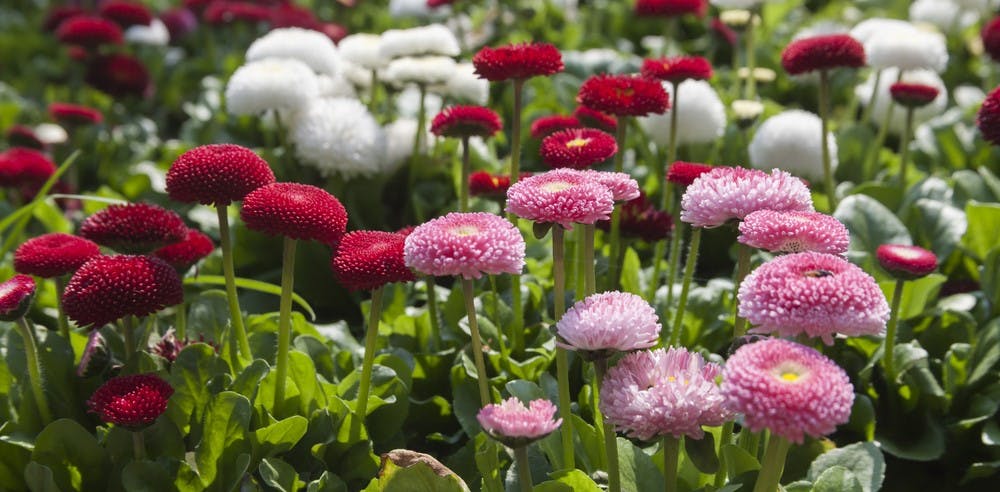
[0,147,56,188]
[666,161,713,187]
[573,106,618,132]
[44,6,86,31]
[14,233,101,278]
[505,169,615,229]
[680,167,814,228]
[472,43,564,81]
[477,397,562,447]
[6,125,44,150]
[469,171,513,199]
[80,203,187,254]
[578,74,670,117]
[983,16,1000,63]
[530,115,580,139]
[99,1,154,28]
[641,56,713,84]
[601,348,731,440]
[56,16,124,48]
[738,252,889,344]
[634,0,707,18]
[737,210,849,255]
[584,170,640,201]
[49,102,104,125]
[0,274,36,322]
[63,255,184,328]
[430,105,503,139]
[555,291,661,357]
[596,193,673,242]
[161,8,199,42]
[722,338,854,444]
[403,212,525,279]
[978,86,1000,146]
[876,244,938,280]
[202,1,271,25]
[167,143,275,206]
[87,374,174,430]
[153,228,216,272]
[85,54,151,98]
[241,183,348,246]
[332,231,416,291]
[889,83,940,109]
[540,128,618,169]
[781,34,866,75]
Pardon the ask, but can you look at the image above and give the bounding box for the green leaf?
[684,433,719,474]
[259,457,304,492]
[253,416,309,461]
[834,194,911,257]
[30,419,109,491]
[306,471,349,492]
[969,318,1000,386]
[618,436,664,492]
[23,462,59,492]
[229,359,270,401]
[807,442,884,492]
[533,221,553,240]
[912,199,966,260]
[185,275,316,320]
[810,466,864,492]
[194,391,252,490]
[0,150,79,258]
[620,247,641,295]
[122,460,174,492]
[878,274,946,320]
[364,449,470,492]
[722,444,760,479]
[534,469,601,492]
[962,202,1000,261]
[166,344,229,436]
[0,439,29,491]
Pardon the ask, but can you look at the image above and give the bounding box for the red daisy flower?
[540,128,618,169]
[577,74,669,117]
[780,34,866,75]
[153,228,215,272]
[573,106,618,132]
[711,18,739,47]
[167,144,275,206]
[469,171,512,199]
[14,233,101,278]
[332,230,416,291]
[241,183,348,246]
[977,86,1000,146]
[983,16,1000,63]
[6,125,44,150]
[596,193,673,242]
[160,8,199,42]
[0,147,57,188]
[63,255,184,328]
[472,43,564,82]
[428,0,454,7]
[203,1,271,25]
[85,53,151,98]
[0,274,36,322]
[99,1,154,28]
[49,102,104,126]
[889,82,940,109]
[87,374,174,430]
[56,16,124,48]
[666,161,713,187]
[530,115,580,139]
[430,105,503,139]
[44,6,87,31]
[634,0,707,17]
[80,203,188,254]
[876,244,938,280]
[641,56,713,84]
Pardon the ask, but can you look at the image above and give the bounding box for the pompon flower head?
[431,105,502,139]
[555,291,661,358]
[245,27,339,76]
[469,171,512,199]
[641,56,713,83]
[0,275,36,322]
[574,106,618,132]
[383,56,457,86]
[585,170,641,201]
[639,80,726,146]
[780,34,866,75]
[49,102,103,126]
[856,68,947,135]
[680,167,814,228]
[380,24,460,59]
[289,98,387,178]
[99,1,153,28]
[876,244,938,280]
[596,193,673,242]
[666,161,713,187]
[531,115,581,139]
[749,110,837,182]
[472,43,564,81]
[80,203,187,254]
[153,228,215,273]
[738,252,889,344]
[225,58,319,115]
[439,63,490,105]
[339,33,387,70]
[634,0,708,17]
[540,128,618,169]
[85,54,151,98]
[6,126,44,150]
[63,255,184,328]
[505,169,615,229]
[44,5,86,31]
[738,210,849,255]
[911,0,977,34]
[404,212,525,279]
[87,374,174,431]
[0,147,56,188]
[710,0,763,7]
[241,183,348,246]
[600,348,731,440]
[383,118,422,172]
[124,18,169,46]
[862,22,948,73]
[14,233,101,278]
[167,144,274,206]
[578,74,670,117]
[56,16,124,48]
[477,398,562,448]
[202,1,270,25]
[890,82,941,109]
[982,16,1000,63]
[161,7,198,42]
[978,86,1000,145]
[332,231,416,291]
[722,338,854,444]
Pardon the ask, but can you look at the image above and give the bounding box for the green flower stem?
[648,134,677,303]
[510,273,525,354]
[488,276,510,365]
[413,85,427,157]
[462,277,492,407]
[744,11,758,99]
[14,317,52,425]
[664,221,684,309]
[899,107,915,192]
[575,227,586,300]
[752,434,791,492]
[132,431,146,461]
[514,445,534,492]
[460,136,471,212]
[409,85,428,222]
[584,224,597,296]
[507,80,526,353]
[555,348,574,469]
[667,82,680,169]
[861,69,882,125]
[423,276,441,350]
[714,421,735,487]
[818,70,837,211]
[216,205,250,370]
[367,69,379,111]
[739,428,761,459]
[594,358,621,492]
[352,286,385,440]
[175,303,187,341]
[273,237,298,412]
[122,315,137,360]
[668,227,702,347]
[733,243,753,338]
[55,276,70,342]
[553,227,567,319]
[882,279,906,383]
[663,435,680,492]
[607,120,629,291]
[864,71,904,181]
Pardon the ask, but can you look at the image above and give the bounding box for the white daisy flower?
[383,56,457,87]
[749,110,838,182]
[317,73,357,99]
[289,98,387,179]
[856,20,948,72]
[855,67,948,134]
[436,63,488,105]
[792,21,849,41]
[124,19,169,46]
[384,118,424,172]
[710,0,764,8]
[225,58,320,115]
[638,80,726,146]
[339,33,387,70]
[246,27,339,76]
[909,0,978,33]
[379,24,460,59]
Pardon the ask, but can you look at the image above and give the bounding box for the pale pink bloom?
[738,210,849,254]
[505,168,615,229]
[583,170,641,201]
[555,291,661,356]
[680,167,813,228]
[403,212,525,279]
[477,397,562,447]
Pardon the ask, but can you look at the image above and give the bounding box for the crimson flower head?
[1,274,36,322]
[430,105,503,139]
[56,16,124,48]
[596,193,673,242]
[0,147,57,188]
[332,230,416,291]
[80,203,187,254]
[781,34,866,75]
[983,16,1000,63]
[241,183,348,246]
[472,43,564,82]
[202,1,271,25]
[541,128,618,169]
[578,74,669,117]
[6,126,44,150]
[14,233,101,278]
[641,56,713,84]
[876,244,938,280]
[469,171,512,199]
[666,161,712,187]
[978,86,1000,146]
[99,1,154,28]
[153,228,215,273]
[530,115,580,139]
[49,102,104,126]
[161,8,199,42]
[573,106,618,132]
[44,5,86,31]
[63,255,184,328]
[87,374,174,430]
[634,0,707,17]
[889,83,940,109]
[85,54,151,98]
[167,144,275,206]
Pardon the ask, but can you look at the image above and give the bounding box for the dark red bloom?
[641,56,713,84]
[99,1,153,28]
[780,34,866,75]
[49,102,104,126]
[427,0,454,7]
[63,255,184,327]
[596,193,673,242]
[332,231,416,291]
[530,115,580,139]
[6,125,44,150]
[56,16,123,48]
[44,6,87,31]
[87,374,174,430]
[85,54,151,98]
[316,22,348,43]
[573,106,618,132]
[577,74,669,117]
[14,233,101,278]
[983,16,1000,63]
[160,8,199,42]
[889,83,940,109]
[151,330,218,364]
[0,147,56,188]
[711,18,738,47]
[666,161,713,187]
[876,244,938,280]
[0,274,36,322]
[430,105,503,139]
[634,0,707,17]
[80,203,187,254]
[167,144,275,206]
[202,1,271,25]
[472,43,564,82]
[977,86,1000,146]
[241,183,348,246]
[469,171,512,199]
[153,228,215,272]
[540,128,618,169]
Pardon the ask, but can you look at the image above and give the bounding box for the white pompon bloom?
[384,118,425,173]
[849,18,915,44]
[437,63,489,105]
[379,24,460,59]
[124,19,169,46]
[317,74,357,99]
[857,20,948,72]
[338,33,387,70]
[855,67,948,135]
[341,61,375,89]
[383,56,457,87]
[389,0,449,19]
[954,85,986,110]
[910,0,979,32]
[710,0,764,8]
[792,21,848,41]
[748,110,837,182]
[225,58,319,115]
[35,123,68,145]
[396,86,443,118]
[246,27,339,76]
[289,98,387,179]
[639,80,726,146]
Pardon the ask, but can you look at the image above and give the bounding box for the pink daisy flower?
[555,291,661,358]
[737,210,849,255]
[737,252,889,345]
[505,169,615,230]
[403,212,525,279]
[680,167,814,228]
[583,170,641,201]
[876,244,938,280]
[722,338,854,444]
[477,397,562,447]
[601,348,732,441]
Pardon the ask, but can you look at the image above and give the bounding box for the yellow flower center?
[773,362,807,383]
[542,181,573,192]
[451,225,479,237]
[565,137,590,149]
[780,372,800,382]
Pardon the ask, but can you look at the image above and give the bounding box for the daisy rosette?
[634,0,708,17]
[737,252,889,344]
[246,27,339,76]
[430,105,502,139]
[332,230,416,291]
[876,244,938,280]
[472,42,564,81]
[56,16,123,48]
[383,56,457,87]
[889,82,940,109]
[80,202,186,254]
[555,291,661,359]
[225,58,319,115]
[153,228,216,273]
[14,233,101,278]
[476,397,562,448]
[573,106,618,132]
[854,20,948,73]
[339,33,387,71]
[780,34,866,75]
[722,338,854,444]
[749,110,837,182]
[641,56,713,84]
[978,86,1000,145]
[49,102,103,126]
[1,274,36,322]
[540,128,617,169]
[0,147,56,188]
[737,210,849,255]
[679,167,814,228]
[600,347,731,441]
[241,183,348,246]
[87,374,174,431]
[505,169,615,230]
[530,115,580,139]
[596,193,673,242]
[666,161,713,187]
[577,74,669,117]
[63,255,184,328]
[167,143,275,206]
[85,54,150,98]
[403,212,525,279]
